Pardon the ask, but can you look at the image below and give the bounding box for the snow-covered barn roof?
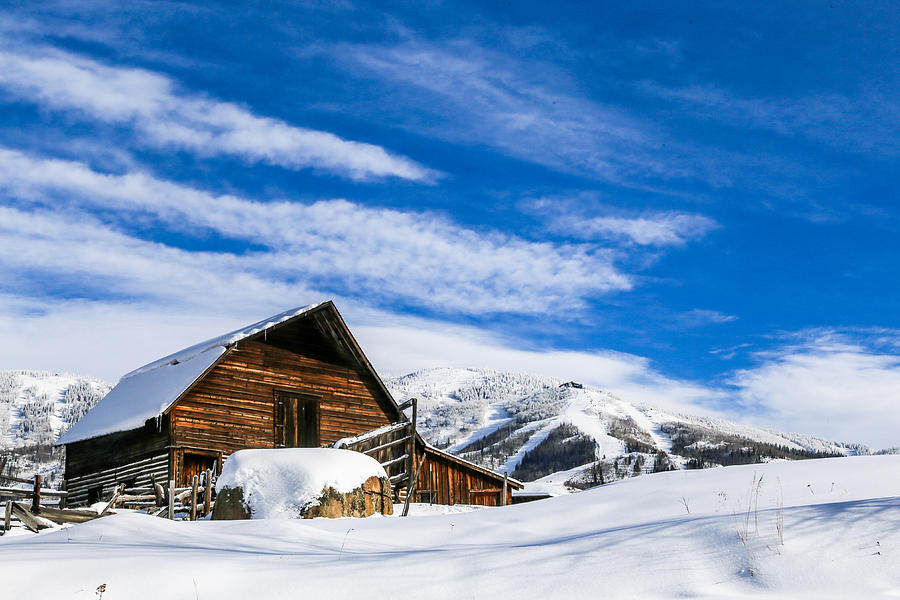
[57,302,348,445]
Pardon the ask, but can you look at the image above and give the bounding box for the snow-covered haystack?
[212,448,392,520]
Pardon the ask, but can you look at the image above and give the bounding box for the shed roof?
[57,302,364,445]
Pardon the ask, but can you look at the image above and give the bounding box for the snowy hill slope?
[388,367,865,491]
[2,455,899,599]
[0,365,872,496]
[0,370,110,448]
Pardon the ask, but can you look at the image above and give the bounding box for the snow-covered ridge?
[387,367,866,492]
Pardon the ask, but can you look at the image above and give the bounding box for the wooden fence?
[0,469,217,534]
[0,472,85,533]
[334,398,418,494]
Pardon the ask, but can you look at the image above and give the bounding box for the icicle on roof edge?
[123,303,324,380]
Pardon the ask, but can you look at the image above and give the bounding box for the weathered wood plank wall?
[169,340,394,483]
[417,447,516,506]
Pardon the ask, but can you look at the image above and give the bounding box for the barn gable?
[58,302,400,446]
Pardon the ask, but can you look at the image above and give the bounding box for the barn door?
[275,392,320,448]
[180,451,219,487]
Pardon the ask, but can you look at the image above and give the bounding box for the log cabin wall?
[417,446,515,506]
[64,419,169,505]
[169,338,395,484]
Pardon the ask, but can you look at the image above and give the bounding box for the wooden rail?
[1,467,218,534]
[335,398,419,500]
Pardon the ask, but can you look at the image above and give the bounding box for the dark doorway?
[180,451,219,487]
[87,484,104,505]
[275,392,320,448]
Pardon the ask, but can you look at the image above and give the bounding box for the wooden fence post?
[203,469,213,517]
[99,486,121,516]
[401,453,427,517]
[3,500,11,532]
[190,475,199,521]
[501,472,508,507]
[168,479,175,520]
[59,480,67,510]
[31,474,41,514]
[405,397,417,498]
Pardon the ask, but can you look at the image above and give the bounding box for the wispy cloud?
[328,37,710,185]
[523,195,717,247]
[549,212,718,246]
[678,309,738,327]
[0,206,318,311]
[641,82,900,156]
[0,45,437,181]
[730,329,900,448]
[325,32,886,212]
[0,148,632,316]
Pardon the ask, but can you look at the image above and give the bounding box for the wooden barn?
[57,301,522,508]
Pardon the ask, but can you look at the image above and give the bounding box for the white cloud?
[550,212,718,246]
[0,291,724,420]
[329,34,866,204]
[0,206,322,312]
[0,46,436,181]
[679,309,738,327]
[356,315,726,416]
[0,295,257,381]
[0,149,632,315]
[730,331,900,448]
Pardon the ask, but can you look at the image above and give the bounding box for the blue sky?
[0,1,898,446]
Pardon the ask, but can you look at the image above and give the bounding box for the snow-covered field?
[3,455,899,599]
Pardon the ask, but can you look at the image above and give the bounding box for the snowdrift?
[2,455,899,598]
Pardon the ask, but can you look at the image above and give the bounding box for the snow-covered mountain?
[387,367,868,493]
[0,366,875,494]
[0,370,110,485]
[0,370,111,448]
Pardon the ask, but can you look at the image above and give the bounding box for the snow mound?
[215,448,388,519]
